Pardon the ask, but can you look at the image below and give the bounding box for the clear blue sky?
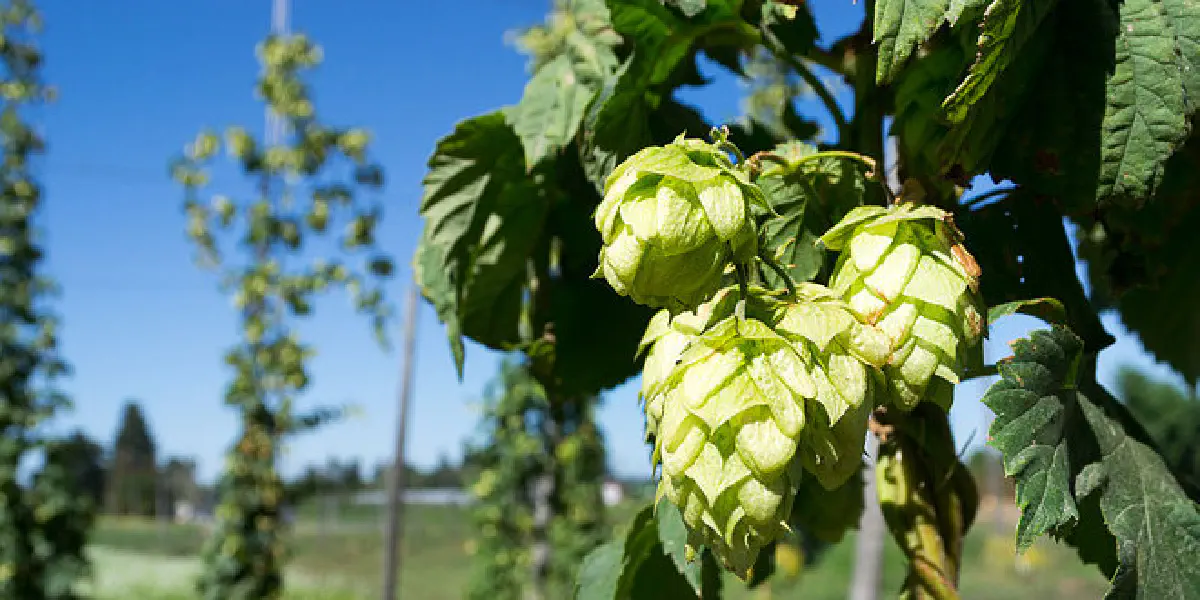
[34,1,1187,483]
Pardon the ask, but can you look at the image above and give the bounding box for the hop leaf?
[821,203,985,410]
[593,136,766,311]
[638,285,886,577]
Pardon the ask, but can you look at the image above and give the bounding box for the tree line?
[60,400,477,520]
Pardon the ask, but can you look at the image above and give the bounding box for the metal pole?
[850,435,884,600]
[382,284,420,599]
[266,0,289,481]
[267,0,290,146]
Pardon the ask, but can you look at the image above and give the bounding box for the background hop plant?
[636,284,888,578]
[820,202,985,411]
[593,134,768,311]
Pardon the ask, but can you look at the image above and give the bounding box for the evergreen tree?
[159,457,199,519]
[106,400,158,516]
[55,430,106,509]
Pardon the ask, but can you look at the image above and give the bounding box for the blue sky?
[34,1,1188,483]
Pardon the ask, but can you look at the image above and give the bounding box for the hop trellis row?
[595,132,986,577]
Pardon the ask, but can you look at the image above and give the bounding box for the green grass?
[83,546,370,600]
[88,503,1109,599]
[88,504,468,600]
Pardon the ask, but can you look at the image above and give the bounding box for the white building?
[602,480,624,507]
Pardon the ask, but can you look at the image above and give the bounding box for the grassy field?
[86,503,1109,599]
[86,504,470,600]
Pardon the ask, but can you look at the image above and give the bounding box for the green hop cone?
[637,284,888,577]
[593,135,767,311]
[820,203,985,411]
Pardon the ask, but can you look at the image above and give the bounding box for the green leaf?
[510,55,605,168]
[1100,212,1200,385]
[987,297,1067,326]
[1075,139,1200,385]
[508,1,620,168]
[956,0,1200,209]
[576,540,626,600]
[956,190,1113,353]
[981,0,1112,210]
[983,326,1200,595]
[1161,0,1200,106]
[873,0,985,83]
[655,500,703,593]
[1096,0,1191,203]
[576,505,656,600]
[652,500,723,596]
[415,112,551,375]
[413,242,465,372]
[580,0,751,187]
[545,147,656,394]
[941,0,1058,123]
[581,60,655,190]
[576,502,702,599]
[789,470,865,544]
[757,144,869,289]
[551,266,655,394]
[1074,397,1200,599]
[984,329,1089,550]
[1118,368,1200,501]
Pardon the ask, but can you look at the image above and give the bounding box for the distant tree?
[54,430,106,508]
[424,453,463,489]
[323,456,363,491]
[159,457,199,518]
[283,464,322,506]
[285,457,375,504]
[369,460,422,490]
[1118,367,1200,500]
[341,458,363,490]
[107,400,158,516]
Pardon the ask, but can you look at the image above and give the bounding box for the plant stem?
[711,125,746,165]
[876,406,974,600]
[790,150,879,178]
[758,253,798,299]
[701,550,721,599]
[762,29,851,144]
[719,141,745,166]
[850,0,887,204]
[806,43,852,80]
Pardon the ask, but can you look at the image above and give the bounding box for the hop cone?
[820,204,985,410]
[593,136,766,311]
[637,285,888,577]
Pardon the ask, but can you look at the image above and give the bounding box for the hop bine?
[593,135,769,311]
[637,284,889,577]
[820,203,985,410]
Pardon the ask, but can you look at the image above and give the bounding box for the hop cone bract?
[593,136,765,310]
[821,204,985,410]
[637,285,888,577]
